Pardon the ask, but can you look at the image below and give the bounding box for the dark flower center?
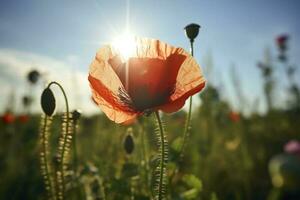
[109,54,186,111]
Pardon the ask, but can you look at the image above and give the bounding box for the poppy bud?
[22,96,32,107]
[184,23,201,42]
[27,70,40,84]
[41,88,56,116]
[124,128,134,155]
[278,52,287,62]
[263,66,272,77]
[72,109,81,122]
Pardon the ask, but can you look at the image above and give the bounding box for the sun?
[112,32,136,61]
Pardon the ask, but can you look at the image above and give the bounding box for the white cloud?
[0,48,99,115]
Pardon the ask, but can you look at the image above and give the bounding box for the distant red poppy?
[276,34,289,52]
[276,35,288,46]
[229,111,240,123]
[88,37,205,123]
[19,115,29,123]
[1,112,15,124]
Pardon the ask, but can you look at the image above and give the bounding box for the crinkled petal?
[158,82,205,113]
[88,46,139,124]
[157,56,206,113]
[88,37,205,123]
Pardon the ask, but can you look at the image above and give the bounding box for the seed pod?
[22,96,32,107]
[41,88,56,116]
[27,70,40,84]
[184,23,201,42]
[124,128,134,155]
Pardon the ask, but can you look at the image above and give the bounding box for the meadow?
[0,15,300,200]
[1,65,300,200]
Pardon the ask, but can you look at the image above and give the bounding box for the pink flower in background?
[284,140,300,157]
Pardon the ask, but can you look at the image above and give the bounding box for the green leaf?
[171,137,183,153]
[182,174,202,190]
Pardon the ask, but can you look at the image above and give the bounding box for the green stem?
[130,177,135,200]
[154,111,166,200]
[73,121,83,199]
[180,40,194,159]
[73,121,78,173]
[48,81,70,197]
[180,96,192,158]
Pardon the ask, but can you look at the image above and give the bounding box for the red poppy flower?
[88,37,205,123]
[229,111,240,123]
[19,115,29,123]
[1,112,15,124]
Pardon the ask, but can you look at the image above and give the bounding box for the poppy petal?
[158,82,205,113]
[158,55,206,113]
[89,75,138,123]
[89,46,139,123]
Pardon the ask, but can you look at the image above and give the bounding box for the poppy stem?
[154,111,167,200]
[73,122,78,171]
[48,81,70,198]
[181,97,192,158]
[180,40,194,159]
[40,115,55,199]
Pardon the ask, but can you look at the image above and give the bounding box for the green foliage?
[1,81,300,200]
[180,174,202,199]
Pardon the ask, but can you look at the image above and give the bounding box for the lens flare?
[112,33,136,61]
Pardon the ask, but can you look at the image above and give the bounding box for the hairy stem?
[73,121,78,172]
[154,111,167,200]
[48,81,70,197]
[41,115,54,199]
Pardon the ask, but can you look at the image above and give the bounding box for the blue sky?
[0,0,300,114]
